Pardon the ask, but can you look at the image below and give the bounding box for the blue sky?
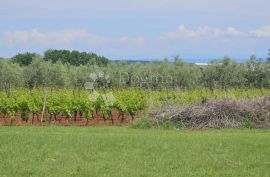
[0,0,270,62]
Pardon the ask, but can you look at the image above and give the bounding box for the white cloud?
[164,25,199,38]
[212,27,243,38]
[250,26,270,37]
[226,27,242,36]
[2,29,88,46]
[161,25,244,39]
[0,28,145,48]
[1,26,269,49]
[2,29,102,47]
[0,25,269,59]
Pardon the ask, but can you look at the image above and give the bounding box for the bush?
[240,116,256,129]
[131,116,153,129]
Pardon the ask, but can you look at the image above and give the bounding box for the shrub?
[130,116,153,129]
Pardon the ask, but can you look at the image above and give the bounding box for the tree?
[44,49,109,66]
[23,59,50,88]
[46,61,68,88]
[0,60,24,94]
[203,57,246,90]
[244,56,270,88]
[174,55,184,66]
[12,52,39,66]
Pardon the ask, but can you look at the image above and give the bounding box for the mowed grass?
[0,127,270,177]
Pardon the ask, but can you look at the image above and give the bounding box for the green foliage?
[11,52,39,66]
[114,89,147,119]
[2,53,270,90]
[0,88,269,126]
[203,57,247,90]
[131,116,153,129]
[0,93,17,119]
[23,59,50,88]
[0,88,149,123]
[244,56,270,88]
[241,116,256,129]
[44,49,109,66]
[0,60,24,90]
[71,92,95,120]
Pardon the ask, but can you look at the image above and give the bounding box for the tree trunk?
[48,113,52,124]
[74,111,77,121]
[3,114,7,125]
[32,113,35,124]
[111,115,114,125]
[41,81,47,125]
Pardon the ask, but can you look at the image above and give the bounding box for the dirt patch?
[0,109,141,126]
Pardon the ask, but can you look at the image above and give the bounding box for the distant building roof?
[194,63,208,66]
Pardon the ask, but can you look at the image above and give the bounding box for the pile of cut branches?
[150,97,270,129]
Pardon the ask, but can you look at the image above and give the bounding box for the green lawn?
[0,127,270,177]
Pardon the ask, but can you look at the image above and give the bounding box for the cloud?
[0,28,145,48]
[154,25,270,60]
[225,27,242,36]
[1,26,269,49]
[2,29,91,47]
[164,25,200,38]
[161,25,244,39]
[250,26,270,37]
[0,25,269,60]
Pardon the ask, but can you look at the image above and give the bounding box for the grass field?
[0,127,270,177]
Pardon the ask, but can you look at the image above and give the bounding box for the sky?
[0,0,270,62]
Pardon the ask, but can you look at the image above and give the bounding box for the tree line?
[0,50,270,91]
[11,49,109,66]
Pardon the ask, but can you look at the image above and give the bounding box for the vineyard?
[0,88,269,126]
[0,89,147,125]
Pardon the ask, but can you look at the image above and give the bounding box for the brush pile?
[150,97,270,129]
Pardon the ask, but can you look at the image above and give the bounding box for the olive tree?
[0,60,24,94]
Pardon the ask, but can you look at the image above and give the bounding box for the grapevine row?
[0,89,147,125]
